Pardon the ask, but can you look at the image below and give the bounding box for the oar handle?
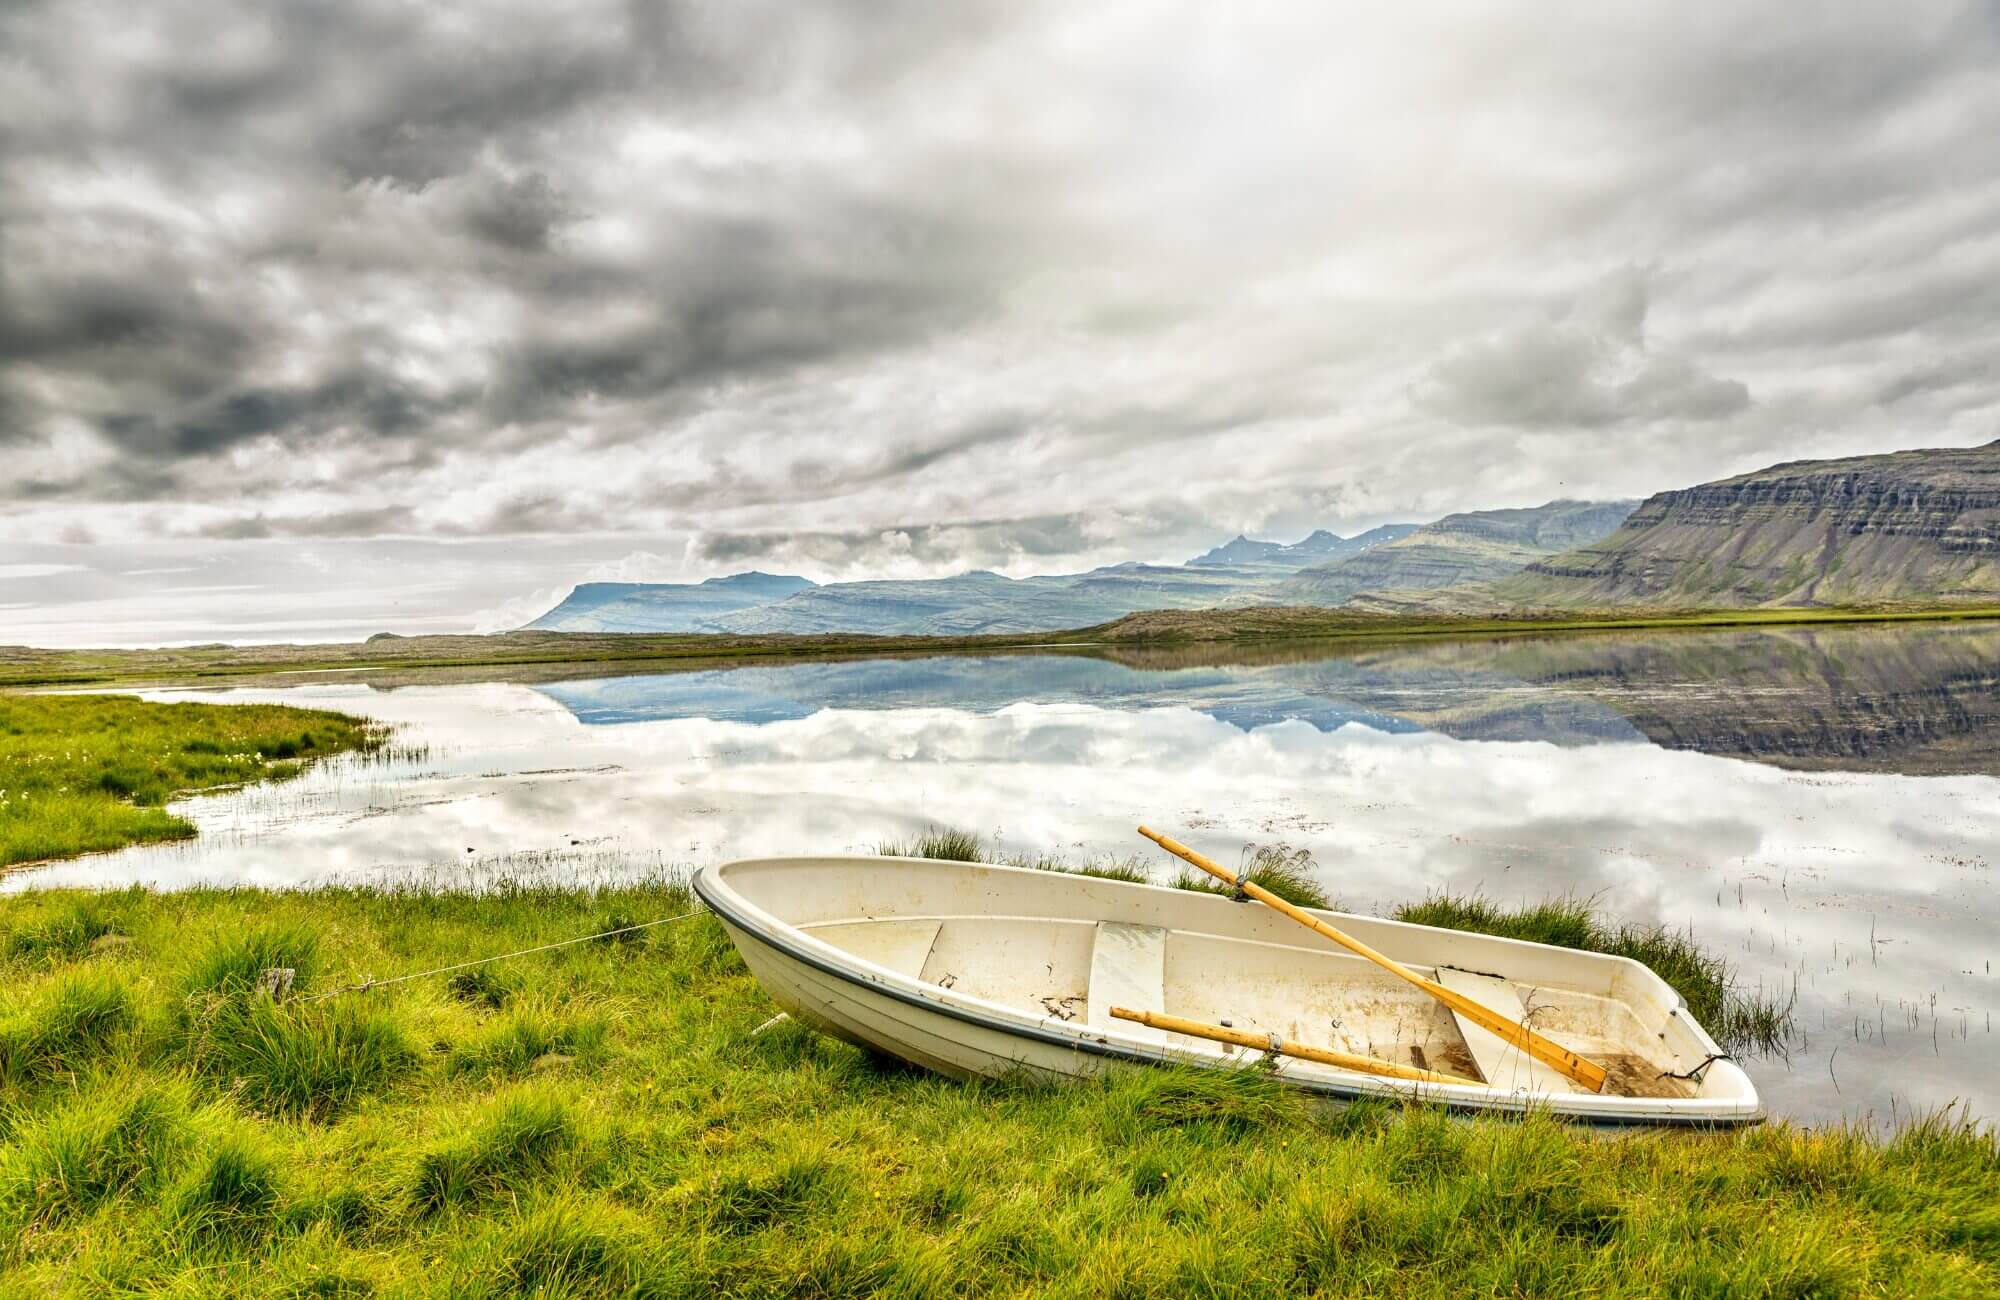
[1137,825,1609,1094]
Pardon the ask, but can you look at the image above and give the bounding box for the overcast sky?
[5,3,1999,645]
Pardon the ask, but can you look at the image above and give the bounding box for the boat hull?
[697,859,1764,1129]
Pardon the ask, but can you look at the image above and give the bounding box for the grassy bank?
[0,695,382,869]
[0,883,1994,1298]
[6,602,1998,688]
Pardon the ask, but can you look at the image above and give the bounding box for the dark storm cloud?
[457,172,572,253]
[194,505,423,540]
[1420,270,1751,431]
[0,0,1031,485]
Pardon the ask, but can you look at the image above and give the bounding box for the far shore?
[5,601,1999,689]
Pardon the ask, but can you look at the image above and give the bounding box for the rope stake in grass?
[297,908,706,1003]
[1137,825,1610,1094]
[1108,1006,1485,1086]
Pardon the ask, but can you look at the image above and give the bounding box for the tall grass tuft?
[707,1153,850,1233]
[878,825,985,861]
[0,1078,191,1226]
[0,970,135,1086]
[178,922,321,1000]
[445,1001,608,1079]
[410,1091,576,1213]
[1170,842,1333,909]
[483,1196,644,1295]
[1393,891,1796,1053]
[444,967,511,1009]
[167,1136,282,1244]
[1020,854,1152,884]
[2,896,124,964]
[180,995,417,1122]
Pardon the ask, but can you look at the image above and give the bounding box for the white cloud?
[0,564,89,580]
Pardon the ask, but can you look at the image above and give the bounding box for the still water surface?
[11,622,1999,1127]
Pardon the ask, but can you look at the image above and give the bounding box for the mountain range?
[527,440,2000,634]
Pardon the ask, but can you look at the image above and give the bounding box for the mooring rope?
[1658,1051,1730,1082]
[295,905,707,1003]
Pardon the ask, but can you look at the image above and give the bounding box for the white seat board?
[1087,922,1169,1044]
[803,919,943,979]
[1433,967,1583,1095]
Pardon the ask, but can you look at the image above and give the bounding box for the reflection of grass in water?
[0,694,383,868]
[1393,892,1797,1056]
[0,881,1990,1295]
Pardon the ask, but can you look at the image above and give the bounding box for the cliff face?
[1497,441,2000,607]
[1271,500,1636,606]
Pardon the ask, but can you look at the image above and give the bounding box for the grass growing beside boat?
[0,882,1991,1297]
[0,694,382,868]
[1394,892,1797,1055]
[1168,843,1333,910]
[885,829,1335,907]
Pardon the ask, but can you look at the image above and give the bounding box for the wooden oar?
[1109,1006,1484,1087]
[1138,825,1609,1094]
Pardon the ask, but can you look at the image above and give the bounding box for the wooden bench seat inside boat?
[1434,967,1582,1094]
[1087,922,1169,1043]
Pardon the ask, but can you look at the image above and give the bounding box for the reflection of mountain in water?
[534,653,1641,745]
[1372,623,2000,775]
[532,622,2000,776]
[536,656,1431,736]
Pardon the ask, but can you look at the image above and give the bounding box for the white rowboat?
[694,855,1763,1127]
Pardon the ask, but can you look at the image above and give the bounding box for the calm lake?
[11,621,1999,1128]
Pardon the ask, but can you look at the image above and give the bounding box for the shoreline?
[6,601,1999,689]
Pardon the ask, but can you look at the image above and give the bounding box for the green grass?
[878,825,987,861]
[0,883,1991,1296]
[0,694,382,867]
[1168,843,1333,909]
[0,970,136,1087]
[1393,892,1796,1054]
[885,826,1334,906]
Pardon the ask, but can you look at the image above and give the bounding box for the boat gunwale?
[694,855,1764,1128]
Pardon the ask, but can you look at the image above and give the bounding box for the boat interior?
[718,857,1741,1101]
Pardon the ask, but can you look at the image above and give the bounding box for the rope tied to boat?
[1658,1051,1730,1083]
[292,906,707,1003]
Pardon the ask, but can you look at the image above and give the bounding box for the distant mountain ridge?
[1269,500,1639,607]
[526,523,1428,634]
[1496,441,2000,607]
[1188,523,1417,569]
